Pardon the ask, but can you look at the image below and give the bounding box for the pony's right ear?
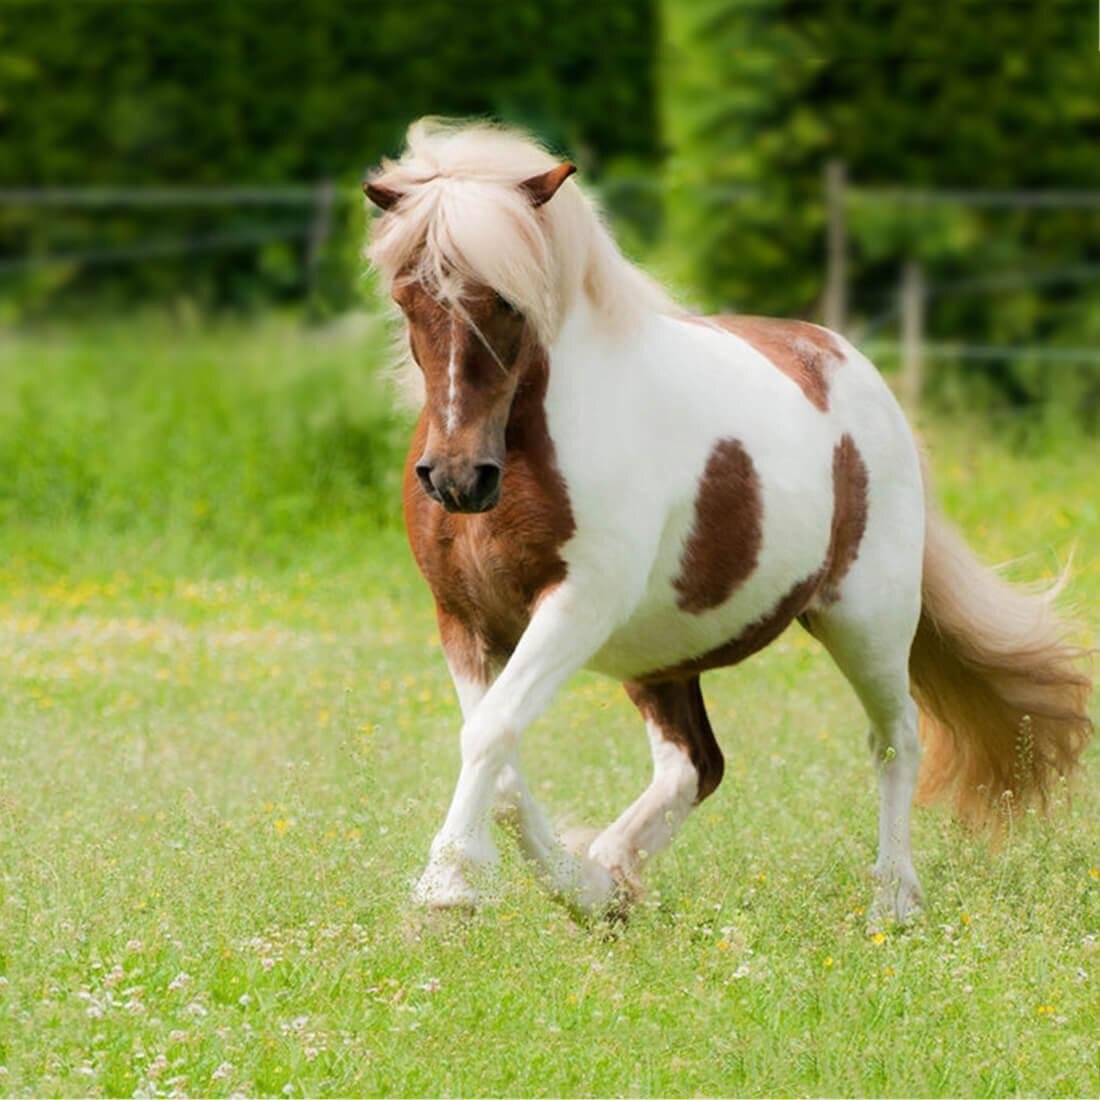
[363,180,402,211]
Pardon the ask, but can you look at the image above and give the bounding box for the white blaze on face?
[445,314,460,435]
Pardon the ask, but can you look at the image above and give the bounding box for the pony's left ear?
[520,163,576,208]
[363,179,402,211]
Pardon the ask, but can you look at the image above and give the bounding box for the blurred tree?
[0,0,658,311]
[662,0,1100,416]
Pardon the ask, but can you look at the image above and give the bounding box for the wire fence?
[0,181,343,291]
[3,179,1099,393]
[861,262,1100,340]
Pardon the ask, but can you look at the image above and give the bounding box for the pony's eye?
[495,293,519,316]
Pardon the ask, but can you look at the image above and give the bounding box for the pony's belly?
[583,434,837,682]
[586,548,824,682]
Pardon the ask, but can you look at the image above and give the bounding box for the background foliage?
[0,0,1097,424]
[662,0,1100,417]
[0,0,657,310]
[4,0,1099,414]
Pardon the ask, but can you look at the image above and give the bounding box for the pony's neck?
[546,286,656,410]
[555,192,682,343]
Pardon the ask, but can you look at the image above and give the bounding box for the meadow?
[0,316,1097,1097]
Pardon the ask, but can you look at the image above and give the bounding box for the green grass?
[0,317,1097,1097]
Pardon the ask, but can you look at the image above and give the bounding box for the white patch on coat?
[444,314,460,435]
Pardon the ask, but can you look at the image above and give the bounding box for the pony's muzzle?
[416,459,502,514]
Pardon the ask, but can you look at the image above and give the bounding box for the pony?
[364,117,1093,925]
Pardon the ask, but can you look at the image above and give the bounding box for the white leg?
[442,646,615,911]
[587,724,697,894]
[808,607,924,926]
[414,582,620,912]
[866,697,923,925]
[447,660,490,720]
[588,678,721,902]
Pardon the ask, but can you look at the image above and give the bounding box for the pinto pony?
[365,119,1093,924]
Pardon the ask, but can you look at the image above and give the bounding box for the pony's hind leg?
[587,677,723,904]
[806,592,924,926]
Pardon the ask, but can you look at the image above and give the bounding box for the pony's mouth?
[417,460,503,514]
[438,490,501,514]
[420,475,503,512]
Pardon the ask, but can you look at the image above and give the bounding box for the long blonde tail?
[910,493,1093,826]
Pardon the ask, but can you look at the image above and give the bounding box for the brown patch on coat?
[624,678,724,802]
[692,315,842,412]
[403,350,575,665]
[644,572,823,682]
[642,433,870,680]
[436,606,488,686]
[818,433,869,604]
[672,439,762,614]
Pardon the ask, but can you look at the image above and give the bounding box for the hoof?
[412,859,481,914]
[553,825,622,919]
[585,831,644,920]
[869,864,924,929]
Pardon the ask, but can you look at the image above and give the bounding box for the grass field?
[1,318,1098,1097]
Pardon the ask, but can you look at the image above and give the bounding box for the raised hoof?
[555,825,624,920]
[583,831,645,921]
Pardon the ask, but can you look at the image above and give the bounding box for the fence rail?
[867,340,1100,366]
[0,225,313,274]
[0,184,345,206]
[0,181,344,284]
[849,187,1100,210]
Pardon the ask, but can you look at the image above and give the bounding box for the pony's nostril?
[474,463,502,503]
[415,462,437,496]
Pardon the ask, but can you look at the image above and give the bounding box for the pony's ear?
[519,162,576,208]
[363,180,402,211]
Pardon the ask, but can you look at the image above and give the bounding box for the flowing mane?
[366,118,683,357]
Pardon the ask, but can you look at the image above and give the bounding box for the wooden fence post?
[901,259,925,413]
[824,159,847,333]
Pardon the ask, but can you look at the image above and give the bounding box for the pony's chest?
[405,456,574,658]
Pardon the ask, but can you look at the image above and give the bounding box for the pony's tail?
[910,494,1093,827]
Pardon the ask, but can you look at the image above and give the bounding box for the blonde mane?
[365,118,682,371]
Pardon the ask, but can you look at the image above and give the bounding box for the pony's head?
[365,120,577,512]
[364,117,679,513]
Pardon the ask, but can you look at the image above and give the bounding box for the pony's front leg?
[414,582,620,912]
[435,614,615,912]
